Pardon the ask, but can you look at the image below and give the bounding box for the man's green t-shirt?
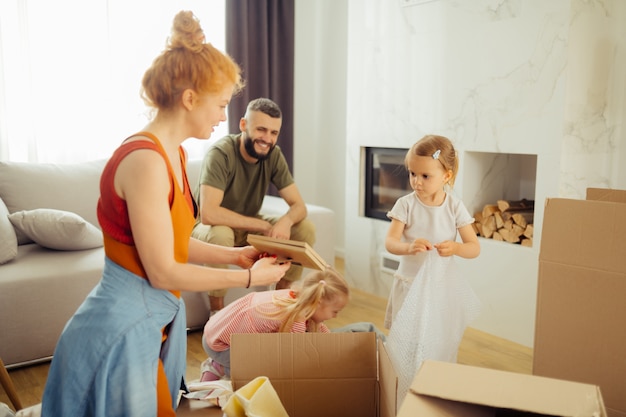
[196,134,294,218]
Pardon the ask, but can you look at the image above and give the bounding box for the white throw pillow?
[8,209,103,251]
[0,197,18,264]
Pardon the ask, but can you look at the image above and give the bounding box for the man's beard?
[243,133,274,161]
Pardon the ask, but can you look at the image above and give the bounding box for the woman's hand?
[249,256,290,287]
[235,245,261,269]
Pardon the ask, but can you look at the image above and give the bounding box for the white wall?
[293,0,348,257]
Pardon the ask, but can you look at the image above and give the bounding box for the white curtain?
[0,0,227,163]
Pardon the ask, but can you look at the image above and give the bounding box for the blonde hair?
[406,134,459,188]
[266,267,349,333]
[141,10,244,111]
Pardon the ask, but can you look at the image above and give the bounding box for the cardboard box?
[230,332,397,417]
[534,189,626,417]
[586,187,626,203]
[398,360,606,416]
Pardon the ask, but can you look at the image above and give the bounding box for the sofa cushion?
[0,243,105,366]
[0,159,107,244]
[0,197,18,264]
[9,209,103,251]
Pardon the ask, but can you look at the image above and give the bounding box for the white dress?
[384,192,481,402]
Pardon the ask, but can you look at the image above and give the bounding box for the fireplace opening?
[463,151,537,246]
[360,147,411,221]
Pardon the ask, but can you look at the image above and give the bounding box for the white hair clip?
[432,150,441,160]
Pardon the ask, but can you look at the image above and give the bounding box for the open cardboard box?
[534,188,626,417]
[177,332,396,417]
[398,360,607,416]
[230,332,397,417]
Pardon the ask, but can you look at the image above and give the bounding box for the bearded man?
[192,98,315,313]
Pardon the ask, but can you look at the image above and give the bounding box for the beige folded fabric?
[222,376,288,417]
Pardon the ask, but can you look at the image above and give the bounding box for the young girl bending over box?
[201,266,349,380]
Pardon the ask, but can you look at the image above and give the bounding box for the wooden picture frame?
[246,235,327,270]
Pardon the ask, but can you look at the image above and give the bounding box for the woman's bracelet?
[246,269,251,289]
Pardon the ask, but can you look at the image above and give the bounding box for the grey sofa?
[0,158,335,368]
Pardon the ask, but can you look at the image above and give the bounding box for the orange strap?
[156,359,176,417]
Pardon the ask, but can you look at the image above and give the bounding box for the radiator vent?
[380,252,400,274]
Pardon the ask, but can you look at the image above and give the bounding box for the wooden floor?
[0,257,532,411]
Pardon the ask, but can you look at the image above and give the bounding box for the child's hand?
[408,239,433,254]
[250,256,291,286]
[434,240,456,257]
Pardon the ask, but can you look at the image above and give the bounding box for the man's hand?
[266,217,292,239]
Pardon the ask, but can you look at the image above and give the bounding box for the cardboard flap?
[540,198,626,274]
[231,332,377,381]
[410,361,605,417]
[378,338,398,417]
[586,188,626,203]
[398,390,492,417]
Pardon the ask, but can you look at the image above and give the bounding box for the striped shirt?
[203,289,330,352]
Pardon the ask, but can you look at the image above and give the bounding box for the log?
[523,224,534,239]
[510,212,534,227]
[500,224,525,243]
[482,215,496,238]
[511,224,525,237]
[513,213,531,227]
[482,204,500,218]
[521,237,533,247]
[497,199,535,213]
[494,211,504,229]
[492,231,503,241]
[499,228,521,243]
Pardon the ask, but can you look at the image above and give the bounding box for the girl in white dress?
[384,135,481,400]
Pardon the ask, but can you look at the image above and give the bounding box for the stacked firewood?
[472,199,534,247]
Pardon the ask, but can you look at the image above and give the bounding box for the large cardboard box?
[177,332,396,417]
[398,360,607,416]
[230,332,397,417]
[534,189,626,417]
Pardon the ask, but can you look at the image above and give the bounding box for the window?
[0,0,226,163]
